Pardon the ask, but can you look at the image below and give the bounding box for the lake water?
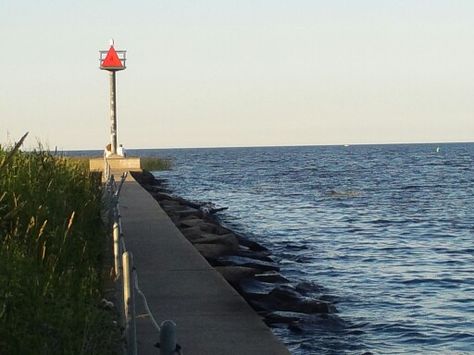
[133,144,473,354]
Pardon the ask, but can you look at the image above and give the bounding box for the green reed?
[140,156,172,171]
[0,145,119,354]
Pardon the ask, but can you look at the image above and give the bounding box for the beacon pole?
[109,70,118,155]
[99,39,126,156]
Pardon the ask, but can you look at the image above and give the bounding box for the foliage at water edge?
[140,156,172,171]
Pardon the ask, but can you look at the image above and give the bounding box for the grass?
[63,156,90,170]
[139,156,172,171]
[0,142,120,354]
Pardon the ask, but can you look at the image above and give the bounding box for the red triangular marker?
[101,46,123,68]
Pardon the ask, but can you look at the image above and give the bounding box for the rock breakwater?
[131,171,336,332]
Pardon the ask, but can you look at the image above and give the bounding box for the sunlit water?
[131,144,474,354]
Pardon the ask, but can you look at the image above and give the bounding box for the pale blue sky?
[1,1,473,149]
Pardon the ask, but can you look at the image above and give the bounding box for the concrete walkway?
[118,174,290,355]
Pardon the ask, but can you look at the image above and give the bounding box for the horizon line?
[63,140,474,152]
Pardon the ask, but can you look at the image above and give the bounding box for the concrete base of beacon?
[89,155,142,174]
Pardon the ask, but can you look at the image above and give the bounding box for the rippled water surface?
[135,144,474,354]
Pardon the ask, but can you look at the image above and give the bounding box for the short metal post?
[113,222,120,277]
[115,172,127,198]
[104,158,108,181]
[106,159,111,180]
[110,175,115,192]
[123,252,137,355]
[106,175,116,225]
[113,200,119,224]
[160,320,177,355]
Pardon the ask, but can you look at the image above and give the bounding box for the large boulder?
[160,199,181,208]
[295,281,326,295]
[192,233,239,250]
[215,266,259,285]
[197,222,220,234]
[268,286,332,314]
[181,226,203,241]
[190,222,232,236]
[239,279,276,295]
[291,299,332,314]
[268,285,301,303]
[215,255,280,272]
[254,272,289,284]
[179,217,204,229]
[194,243,235,259]
[235,235,268,252]
[234,248,274,262]
[263,311,302,325]
[131,170,155,184]
[174,207,201,218]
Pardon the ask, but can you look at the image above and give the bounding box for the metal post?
[113,222,120,277]
[160,320,177,355]
[107,178,117,227]
[109,70,118,155]
[106,159,111,181]
[123,252,137,355]
[113,199,119,224]
[104,158,108,181]
[107,188,115,226]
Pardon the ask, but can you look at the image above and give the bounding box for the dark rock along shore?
[131,171,336,333]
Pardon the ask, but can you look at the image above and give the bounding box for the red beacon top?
[99,41,126,71]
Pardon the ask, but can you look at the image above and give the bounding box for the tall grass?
[140,156,172,171]
[0,145,119,354]
[63,156,90,170]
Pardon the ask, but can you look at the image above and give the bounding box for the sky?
[1,0,474,150]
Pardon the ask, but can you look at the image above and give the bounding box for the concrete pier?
[117,173,290,354]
